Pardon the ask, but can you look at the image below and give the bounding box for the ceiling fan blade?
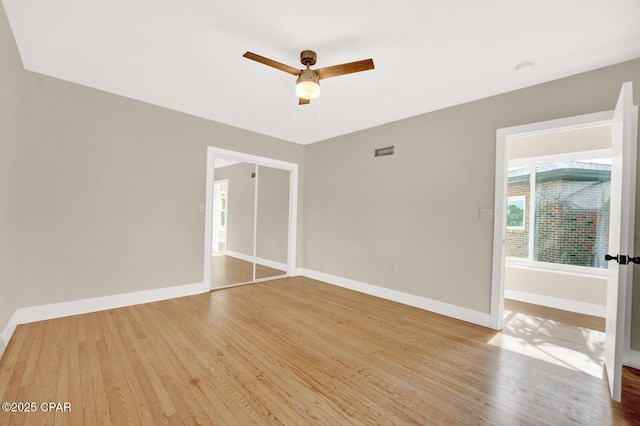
[316,59,374,80]
[243,52,301,76]
[299,98,310,105]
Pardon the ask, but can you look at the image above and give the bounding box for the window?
[506,166,530,260]
[506,156,611,270]
[507,196,526,230]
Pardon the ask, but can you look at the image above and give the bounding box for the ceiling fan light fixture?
[296,69,320,99]
[243,50,374,104]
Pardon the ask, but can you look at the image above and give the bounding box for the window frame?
[506,148,612,277]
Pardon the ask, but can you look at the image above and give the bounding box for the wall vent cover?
[374,146,395,157]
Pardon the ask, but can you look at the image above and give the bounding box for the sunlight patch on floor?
[487,309,605,378]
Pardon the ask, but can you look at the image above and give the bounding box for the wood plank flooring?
[1,276,639,425]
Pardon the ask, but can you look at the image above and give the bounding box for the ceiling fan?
[242,50,375,105]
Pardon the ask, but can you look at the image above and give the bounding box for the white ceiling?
[4,0,640,145]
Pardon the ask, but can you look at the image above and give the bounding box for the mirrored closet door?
[211,161,257,287]
[255,165,290,280]
[208,151,295,289]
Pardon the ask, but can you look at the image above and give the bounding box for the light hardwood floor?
[1,277,639,425]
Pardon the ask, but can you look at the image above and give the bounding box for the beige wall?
[0,3,24,351]
[509,125,612,159]
[303,58,640,349]
[505,266,607,308]
[14,77,304,308]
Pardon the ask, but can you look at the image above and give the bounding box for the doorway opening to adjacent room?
[504,131,612,316]
[491,82,638,401]
[492,124,613,394]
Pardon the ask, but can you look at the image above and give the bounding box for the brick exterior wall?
[506,169,610,268]
[534,179,610,267]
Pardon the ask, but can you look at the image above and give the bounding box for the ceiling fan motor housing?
[297,68,319,84]
[300,50,317,66]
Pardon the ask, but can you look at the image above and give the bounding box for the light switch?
[199,203,205,213]
[480,208,493,220]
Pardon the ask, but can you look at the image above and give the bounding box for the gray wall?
[303,58,640,349]
[0,2,23,352]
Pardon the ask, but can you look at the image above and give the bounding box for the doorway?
[203,147,298,290]
[503,127,612,317]
[491,83,638,401]
[493,119,614,383]
[491,110,624,326]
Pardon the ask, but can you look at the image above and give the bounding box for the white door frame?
[490,109,625,328]
[203,147,298,289]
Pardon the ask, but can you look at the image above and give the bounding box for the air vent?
[374,146,394,157]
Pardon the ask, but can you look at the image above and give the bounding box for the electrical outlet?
[392,262,398,273]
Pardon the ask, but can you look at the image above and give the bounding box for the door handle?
[605,254,627,264]
[605,254,640,265]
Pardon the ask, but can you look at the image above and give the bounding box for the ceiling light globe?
[296,69,320,100]
[296,81,320,100]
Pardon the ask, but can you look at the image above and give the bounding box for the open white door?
[604,81,637,402]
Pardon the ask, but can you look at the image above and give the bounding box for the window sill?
[505,259,608,278]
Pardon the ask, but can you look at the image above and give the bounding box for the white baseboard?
[224,251,287,272]
[505,289,606,318]
[299,268,492,328]
[1,281,208,352]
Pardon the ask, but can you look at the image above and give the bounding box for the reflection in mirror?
[255,166,289,280]
[211,161,256,287]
